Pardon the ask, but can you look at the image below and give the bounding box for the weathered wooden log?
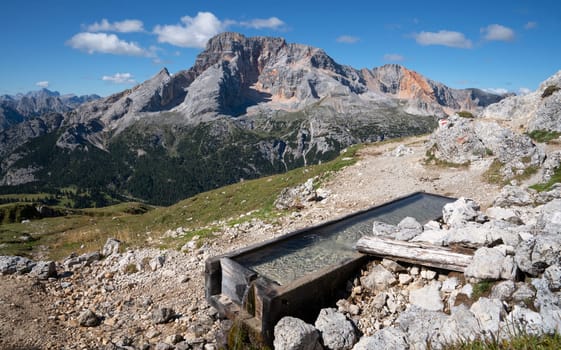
[356,236,473,272]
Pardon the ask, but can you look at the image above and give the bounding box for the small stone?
[409,281,444,311]
[421,269,437,280]
[460,284,473,298]
[398,274,413,285]
[410,267,419,276]
[441,277,459,293]
[360,265,396,292]
[381,259,406,273]
[152,307,175,324]
[155,343,174,350]
[102,238,121,257]
[145,328,161,339]
[78,310,101,327]
[372,292,387,309]
[349,304,360,315]
[352,286,362,295]
[149,255,165,271]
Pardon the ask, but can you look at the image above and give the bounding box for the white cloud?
[414,30,472,48]
[518,87,532,95]
[67,32,146,56]
[484,87,509,95]
[102,73,136,84]
[383,53,404,62]
[239,17,285,29]
[336,35,359,44]
[481,24,515,42]
[87,19,144,33]
[524,21,537,30]
[153,12,224,48]
[35,81,49,88]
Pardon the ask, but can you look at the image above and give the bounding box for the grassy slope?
[0,145,360,260]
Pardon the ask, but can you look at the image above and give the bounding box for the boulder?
[532,277,561,333]
[397,305,448,350]
[440,305,482,344]
[315,308,357,350]
[274,178,320,210]
[78,309,101,327]
[79,251,101,266]
[512,283,536,304]
[470,298,504,335]
[273,317,322,350]
[30,261,57,279]
[351,327,408,350]
[544,264,561,291]
[409,281,444,311]
[0,255,35,275]
[504,305,546,336]
[442,198,480,227]
[360,265,396,292]
[536,199,561,233]
[445,222,496,248]
[493,186,533,208]
[515,235,561,275]
[486,207,521,223]
[372,221,397,237]
[102,238,121,257]
[464,247,516,280]
[490,280,516,301]
[410,229,447,246]
[395,217,423,241]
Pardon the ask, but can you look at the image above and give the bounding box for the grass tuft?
[527,130,561,143]
[530,167,561,192]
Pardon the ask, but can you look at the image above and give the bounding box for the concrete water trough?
[205,192,455,344]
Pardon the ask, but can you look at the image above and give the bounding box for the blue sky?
[1,0,559,97]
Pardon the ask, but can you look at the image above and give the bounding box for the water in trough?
[234,193,454,285]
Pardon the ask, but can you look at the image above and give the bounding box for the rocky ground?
[1,133,559,350]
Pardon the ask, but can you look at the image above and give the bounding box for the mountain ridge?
[0,32,510,206]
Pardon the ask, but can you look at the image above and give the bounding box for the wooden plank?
[220,258,257,304]
[356,236,473,272]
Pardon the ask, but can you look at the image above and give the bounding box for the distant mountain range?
[0,32,509,206]
[0,89,100,131]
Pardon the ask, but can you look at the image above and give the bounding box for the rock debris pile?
[274,186,561,350]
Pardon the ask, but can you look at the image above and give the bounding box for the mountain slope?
[0,33,506,206]
[481,70,561,132]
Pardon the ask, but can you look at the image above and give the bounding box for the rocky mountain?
[0,33,506,206]
[0,88,99,132]
[362,64,507,116]
[481,70,561,132]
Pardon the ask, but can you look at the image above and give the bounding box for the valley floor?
[0,135,519,349]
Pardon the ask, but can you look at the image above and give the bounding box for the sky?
[1,0,560,97]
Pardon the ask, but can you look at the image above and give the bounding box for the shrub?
[542,85,560,98]
[457,111,475,119]
[527,130,561,143]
